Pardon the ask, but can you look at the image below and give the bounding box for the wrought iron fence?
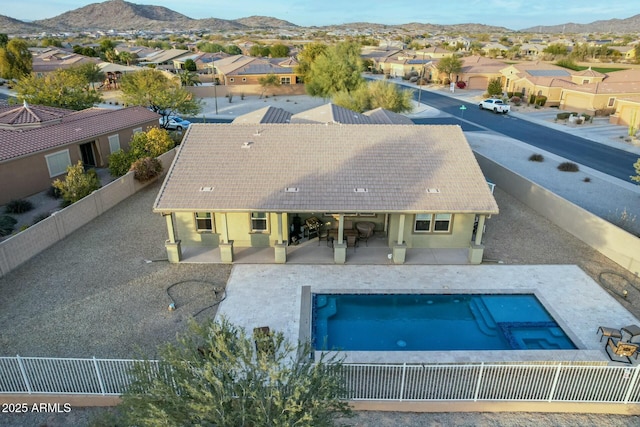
[2,356,640,404]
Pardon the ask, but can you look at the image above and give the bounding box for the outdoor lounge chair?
[606,336,639,364]
[621,325,640,344]
[597,326,622,342]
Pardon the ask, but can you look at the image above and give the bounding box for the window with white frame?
[108,134,120,154]
[414,214,432,232]
[133,127,143,134]
[414,213,452,233]
[45,150,72,177]
[433,213,452,232]
[250,212,268,232]
[281,76,291,85]
[195,212,214,232]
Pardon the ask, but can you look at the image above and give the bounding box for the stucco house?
[213,55,299,86]
[153,123,499,265]
[560,69,640,116]
[0,103,159,205]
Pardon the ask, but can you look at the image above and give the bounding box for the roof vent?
[241,141,253,148]
[426,188,440,193]
[199,186,214,192]
[354,188,368,193]
[254,129,262,136]
[285,187,299,193]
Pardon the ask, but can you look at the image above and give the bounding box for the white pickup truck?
[479,98,510,114]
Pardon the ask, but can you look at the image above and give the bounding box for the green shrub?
[529,94,536,104]
[581,113,591,122]
[108,149,134,177]
[130,157,162,181]
[514,92,523,98]
[52,162,101,204]
[534,95,547,106]
[0,215,17,237]
[5,199,34,214]
[556,112,573,120]
[507,92,514,98]
[583,177,591,183]
[510,96,521,106]
[529,153,544,162]
[47,185,62,199]
[558,162,579,172]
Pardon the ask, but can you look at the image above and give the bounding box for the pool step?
[469,298,498,336]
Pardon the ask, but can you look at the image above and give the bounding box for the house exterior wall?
[561,91,596,113]
[224,73,298,86]
[610,99,640,127]
[386,213,474,249]
[0,120,158,205]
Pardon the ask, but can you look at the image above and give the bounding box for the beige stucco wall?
[610,100,640,127]
[386,213,475,249]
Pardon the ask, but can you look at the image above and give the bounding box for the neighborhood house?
[153,123,499,264]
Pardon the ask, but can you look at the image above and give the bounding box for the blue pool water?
[312,293,576,351]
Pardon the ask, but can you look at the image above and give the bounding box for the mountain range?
[1,0,639,35]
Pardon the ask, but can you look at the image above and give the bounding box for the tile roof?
[290,103,373,124]
[0,106,159,162]
[362,108,414,124]
[153,124,499,215]
[0,102,71,128]
[232,106,292,124]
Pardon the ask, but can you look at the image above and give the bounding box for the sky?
[8,0,637,30]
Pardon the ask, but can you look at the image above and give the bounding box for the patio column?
[219,212,234,263]
[334,214,346,264]
[275,213,287,264]
[469,214,486,264]
[393,214,407,264]
[163,213,182,263]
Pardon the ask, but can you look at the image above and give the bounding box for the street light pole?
[212,53,218,115]
[417,51,425,105]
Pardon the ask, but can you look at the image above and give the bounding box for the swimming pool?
[312,293,576,351]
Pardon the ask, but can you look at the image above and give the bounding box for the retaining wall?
[0,149,176,278]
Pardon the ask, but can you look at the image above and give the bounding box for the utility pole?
[417,51,425,105]
[212,53,219,115]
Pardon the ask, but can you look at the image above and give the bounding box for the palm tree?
[118,51,133,66]
[178,71,201,87]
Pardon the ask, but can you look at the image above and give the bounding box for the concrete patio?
[217,264,640,365]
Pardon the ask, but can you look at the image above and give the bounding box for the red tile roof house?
[153,123,499,265]
[0,103,160,205]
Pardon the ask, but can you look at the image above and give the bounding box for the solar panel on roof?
[527,70,570,77]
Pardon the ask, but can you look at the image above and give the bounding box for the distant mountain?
[520,13,640,33]
[33,0,194,31]
[0,14,49,34]
[234,15,298,28]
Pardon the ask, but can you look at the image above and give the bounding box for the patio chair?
[356,222,375,246]
[597,326,622,342]
[606,336,639,364]
[621,325,640,344]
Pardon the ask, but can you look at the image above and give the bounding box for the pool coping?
[217,264,639,365]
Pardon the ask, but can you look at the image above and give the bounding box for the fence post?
[623,364,640,404]
[16,355,32,394]
[473,362,484,402]
[547,363,563,402]
[93,357,106,395]
[399,363,406,401]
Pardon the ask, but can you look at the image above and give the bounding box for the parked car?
[159,116,191,130]
[479,98,510,114]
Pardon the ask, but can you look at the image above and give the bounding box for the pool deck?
[217,264,640,365]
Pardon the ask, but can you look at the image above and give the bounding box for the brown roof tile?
[0,106,159,162]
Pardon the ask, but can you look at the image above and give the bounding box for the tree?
[118,51,133,66]
[0,38,32,79]
[258,73,280,98]
[178,70,201,87]
[52,161,101,205]
[197,42,225,53]
[14,67,102,110]
[543,43,569,57]
[486,77,503,97]
[115,318,352,426]
[109,127,175,177]
[225,44,242,55]
[75,62,105,90]
[270,43,290,58]
[332,80,413,113]
[305,41,364,98]
[120,68,202,123]
[436,56,463,84]
[0,34,7,48]
[183,58,197,71]
[249,44,271,57]
[295,42,328,83]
